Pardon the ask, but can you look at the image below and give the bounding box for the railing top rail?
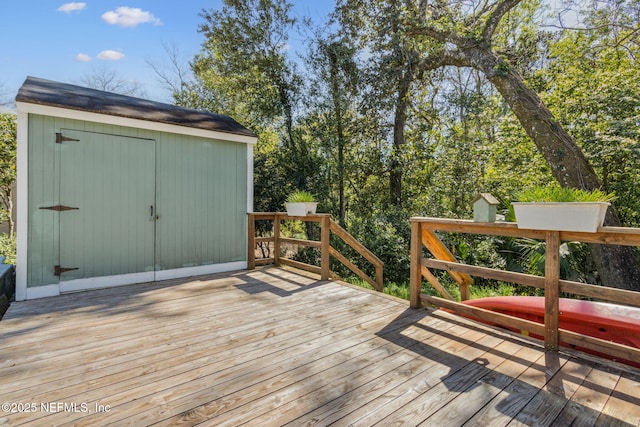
[249,212,333,222]
[249,212,332,217]
[410,217,640,246]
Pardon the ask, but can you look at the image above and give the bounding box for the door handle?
[150,205,159,221]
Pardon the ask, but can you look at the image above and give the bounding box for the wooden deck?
[1,267,639,426]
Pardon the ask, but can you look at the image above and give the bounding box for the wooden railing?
[248,213,384,291]
[410,217,640,364]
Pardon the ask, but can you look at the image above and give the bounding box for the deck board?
[1,267,638,426]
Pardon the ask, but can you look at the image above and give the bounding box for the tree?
[79,66,147,97]
[196,0,315,194]
[337,0,428,206]
[192,0,335,225]
[0,113,16,236]
[540,7,640,227]
[305,37,360,225]
[391,0,640,290]
[146,42,195,104]
[196,0,300,142]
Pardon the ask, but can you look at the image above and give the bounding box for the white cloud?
[97,50,125,61]
[57,2,87,13]
[101,7,162,27]
[75,53,91,62]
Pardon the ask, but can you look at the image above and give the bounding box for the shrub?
[0,233,16,264]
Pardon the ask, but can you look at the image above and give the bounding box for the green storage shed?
[15,76,257,300]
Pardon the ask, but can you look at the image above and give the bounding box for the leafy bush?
[0,233,16,264]
[344,209,411,285]
[292,246,320,266]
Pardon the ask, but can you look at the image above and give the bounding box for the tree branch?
[407,24,450,43]
[417,50,472,73]
[482,0,522,42]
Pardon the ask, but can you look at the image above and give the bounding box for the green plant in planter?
[285,190,318,216]
[507,184,615,222]
[286,190,316,203]
[510,184,615,232]
[515,184,615,203]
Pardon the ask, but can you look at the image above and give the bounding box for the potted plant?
[511,185,614,232]
[285,190,318,216]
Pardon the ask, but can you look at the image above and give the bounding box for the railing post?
[321,216,330,280]
[375,264,383,292]
[544,231,560,351]
[410,220,422,308]
[274,214,281,267]
[247,213,256,270]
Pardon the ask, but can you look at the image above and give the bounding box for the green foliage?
[537,11,640,225]
[342,277,411,300]
[495,236,597,284]
[0,114,16,197]
[187,0,640,290]
[195,0,301,128]
[493,61,511,78]
[193,0,320,213]
[515,184,615,203]
[286,190,316,203]
[292,246,320,266]
[344,209,411,284]
[0,113,16,236]
[0,233,16,264]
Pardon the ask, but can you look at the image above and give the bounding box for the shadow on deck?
[1,267,638,426]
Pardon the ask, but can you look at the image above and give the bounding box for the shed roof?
[473,193,500,205]
[16,76,257,138]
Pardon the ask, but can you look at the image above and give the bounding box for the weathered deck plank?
[0,267,638,426]
[598,371,640,425]
[418,342,545,426]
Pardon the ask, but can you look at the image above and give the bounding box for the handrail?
[409,217,640,365]
[248,213,384,291]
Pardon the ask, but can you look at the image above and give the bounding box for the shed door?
[58,129,156,281]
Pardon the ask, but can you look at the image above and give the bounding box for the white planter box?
[512,202,610,233]
[285,202,318,216]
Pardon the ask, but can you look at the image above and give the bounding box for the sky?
[0,1,335,106]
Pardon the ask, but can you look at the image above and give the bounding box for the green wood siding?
[155,134,248,270]
[26,114,248,288]
[27,115,59,287]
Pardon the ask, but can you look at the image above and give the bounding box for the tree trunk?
[472,48,640,290]
[328,47,347,226]
[389,127,404,206]
[390,63,416,206]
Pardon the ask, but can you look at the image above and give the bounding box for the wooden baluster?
[321,215,330,280]
[544,231,561,351]
[274,214,281,267]
[375,264,383,292]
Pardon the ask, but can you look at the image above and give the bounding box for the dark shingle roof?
[16,76,257,138]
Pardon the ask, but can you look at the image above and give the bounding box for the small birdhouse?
[473,193,499,222]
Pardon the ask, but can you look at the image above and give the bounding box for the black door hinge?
[56,133,80,144]
[40,205,79,211]
[54,265,79,276]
